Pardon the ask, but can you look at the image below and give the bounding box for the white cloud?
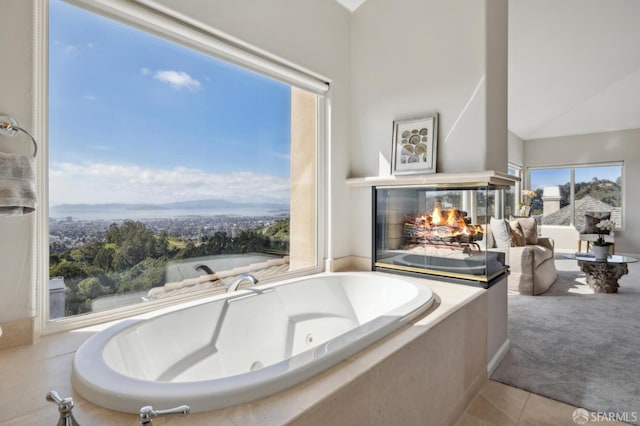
[268,151,290,161]
[49,162,289,205]
[153,70,202,91]
[83,94,97,101]
[53,40,92,56]
[140,67,151,76]
[63,45,78,55]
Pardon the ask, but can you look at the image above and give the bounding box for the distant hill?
[50,199,289,213]
[259,218,289,239]
[162,199,288,210]
[50,203,163,212]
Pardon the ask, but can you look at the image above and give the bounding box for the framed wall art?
[391,113,438,175]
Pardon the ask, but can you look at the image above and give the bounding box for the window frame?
[36,0,328,335]
[507,162,522,217]
[525,161,624,229]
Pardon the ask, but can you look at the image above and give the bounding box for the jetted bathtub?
[72,272,434,413]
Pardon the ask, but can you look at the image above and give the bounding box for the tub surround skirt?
[0,272,494,425]
[0,316,35,350]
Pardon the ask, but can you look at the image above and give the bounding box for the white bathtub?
[72,272,434,413]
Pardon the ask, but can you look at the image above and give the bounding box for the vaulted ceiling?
[335,0,640,141]
[508,0,640,140]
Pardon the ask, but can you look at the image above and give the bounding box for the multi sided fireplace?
[373,177,512,287]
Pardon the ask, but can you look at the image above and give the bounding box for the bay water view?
[49,206,289,221]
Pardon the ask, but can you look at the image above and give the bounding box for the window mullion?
[570,168,575,227]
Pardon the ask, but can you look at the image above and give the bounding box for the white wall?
[0,0,36,325]
[0,0,351,328]
[525,128,640,255]
[349,0,508,258]
[508,130,524,166]
[484,0,509,174]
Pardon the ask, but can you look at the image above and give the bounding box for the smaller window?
[528,164,623,228]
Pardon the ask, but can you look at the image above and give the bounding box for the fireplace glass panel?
[373,185,508,285]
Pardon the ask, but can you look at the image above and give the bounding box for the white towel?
[0,152,36,215]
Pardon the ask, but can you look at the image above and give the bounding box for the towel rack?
[0,115,38,158]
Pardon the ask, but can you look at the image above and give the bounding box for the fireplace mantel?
[346,170,518,188]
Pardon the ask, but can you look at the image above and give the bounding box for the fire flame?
[432,205,443,225]
[429,206,470,233]
[447,208,464,228]
[404,204,484,243]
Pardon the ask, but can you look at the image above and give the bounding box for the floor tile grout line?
[515,392,531,425]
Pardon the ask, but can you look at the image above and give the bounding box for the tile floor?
[457,379,629,426]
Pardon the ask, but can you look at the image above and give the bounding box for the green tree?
[174,242,200,260]
[94,246,115,271]
[235,230,266,253]
[65,280,92,316]
[116,257,168,293]
[104,223,123,245]
[50,261,88,279]
[70,240,103,264]
[156,232,170,257]
[77,276,112,300]
[54,218,293,317]
[49,252,63,267]
[111,250,129,272]
[208,231,229,254]
[105,221,160,270]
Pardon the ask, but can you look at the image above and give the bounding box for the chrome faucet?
[139,405,190,425]
[225,273,259,292]
[46,391,80,426]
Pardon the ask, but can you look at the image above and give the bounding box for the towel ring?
[0,115,38,158]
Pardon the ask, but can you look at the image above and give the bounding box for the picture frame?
[391,113,438,175]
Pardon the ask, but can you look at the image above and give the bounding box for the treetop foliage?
[51,219,289,316]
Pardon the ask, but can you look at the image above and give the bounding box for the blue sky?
[49,0,291,206]
[530,166,621,190]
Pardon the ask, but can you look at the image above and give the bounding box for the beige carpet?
[491,255,640,424]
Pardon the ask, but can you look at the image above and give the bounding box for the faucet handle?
[46,390,75,413]
[47,391,81,425]
[139,405,190,425]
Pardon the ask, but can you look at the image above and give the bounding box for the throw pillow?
[517,216,538,245]
[509,221,526,247]
[582,211,611,234]
[489,217,511,249]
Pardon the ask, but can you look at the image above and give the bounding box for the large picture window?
[46,0,322,324]
[528,164,623,229]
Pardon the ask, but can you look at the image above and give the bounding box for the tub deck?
[0,271,493,426]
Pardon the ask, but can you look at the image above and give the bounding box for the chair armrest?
[508,246,534,273]
[537,237,554,252]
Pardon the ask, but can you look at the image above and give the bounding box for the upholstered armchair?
[577,211,615,254]
[487,216,557,295]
